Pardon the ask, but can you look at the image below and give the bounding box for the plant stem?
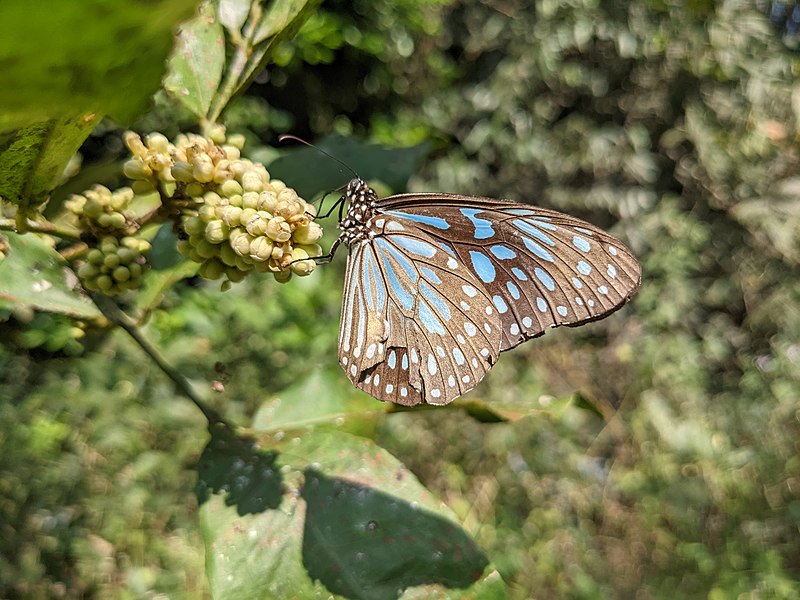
[91,294,232,428]
[0,218,82,241]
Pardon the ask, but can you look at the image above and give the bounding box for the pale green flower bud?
[219,243,238,266]
[224,145,241,160]
[107,212,127,229]
[124,131,148,157]
[208,124,227,145]
[248,236,274,261]
[241,191,260,210]
[273,269,292,283]
[77,263,100,279]
[212,159,232,184]
[103,253,121,269]
[194,239,217,259]
[226,134,246,150]
[96,275,114,292]
[290,247,315,276]
[292,222,323,245]
[270,179,286,194]
[205,220,229,244]
[100,237,118,254]
[145,132,170,153]
[131,180,155,195]
[87,249,105,265]
[123,159,151,179]
[245,212,271,236]
[198,258,225,280]
[219,179,243,198]
[184,216,205,236]
[110,189,131,211]
[257,191,277,212]
[220,205,243,227]
[203,191,222,206]
[234,255,253,271]
[185,182,205,198]
[225,267,247,283]
[199,204,217,222]
[117,247,137,263]
[239,208,257,225]
[265,217,292,242]
[128,263,143,279]
[241,170,263,193]
[193,156,215,183]
[229,230,253,257]
[97,213,114,228]
[113,266,131,282]
[171,161,194,183]
[297,243,323,258]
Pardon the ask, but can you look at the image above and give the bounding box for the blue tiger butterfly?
[326,177,641,406]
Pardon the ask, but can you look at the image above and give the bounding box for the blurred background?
[2,0,800,597]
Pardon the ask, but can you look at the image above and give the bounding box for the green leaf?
[253,0,319,44]
[164,3,226,119]
[0,115,100,212]
[198,427,502,599]
[0,0,196,129]
[252,368,386,436]
[269,134,432,199]
[0,232,100,318]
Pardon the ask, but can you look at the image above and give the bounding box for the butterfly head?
[338,178,378,245]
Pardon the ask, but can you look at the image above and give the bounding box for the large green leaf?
[0,115,100,211]
[164,2,226,119]
[269,135,431,199]
[252,368,386,436]
[0,232,100,318]
[198,427,505,599]
[0,0,196,129]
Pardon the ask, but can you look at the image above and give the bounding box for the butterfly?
[329,178,641,406]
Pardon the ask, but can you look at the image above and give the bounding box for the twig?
[0,218,82,241]
[91,293,232,428]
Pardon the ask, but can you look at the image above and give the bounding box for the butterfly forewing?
[377,194,641,350]
[339,221,503,406]
[336,180,641,405]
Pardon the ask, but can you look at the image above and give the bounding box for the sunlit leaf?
[0,232,100,318]
[164,3,226,119]
[198,428,502,599]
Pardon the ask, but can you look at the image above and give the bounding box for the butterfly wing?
[338,221,503,406]
[377,193,641,351]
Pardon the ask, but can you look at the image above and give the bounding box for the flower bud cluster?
[65,185,134,235]
[77,236,150,296]
[123,129,323,285]
[176,178,323,284]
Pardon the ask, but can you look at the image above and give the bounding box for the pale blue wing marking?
[375,239,415,311]
[419,280,452,322]
[536,297,548,312]
[420,266,442,284]
[577,260,592,275]
[506,281,521,299]
[513,219,555,247]
[392,235,438,258]
[520,236,554,262]
[531,218,558,231]
[492,295,509,314]
[557,306,568,316]
[572,235,591,252]
[469,250,496,283]
[418,301,446,335]
[383,210,451,230]
[437,242,457,257]
[534,267,556,291]
[489,245,517,259]
[511,267,528,281]
[460,208,495,240]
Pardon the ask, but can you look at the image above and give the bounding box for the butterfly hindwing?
[338,220,503,406]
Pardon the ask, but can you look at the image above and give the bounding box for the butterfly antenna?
[278,134,359,180]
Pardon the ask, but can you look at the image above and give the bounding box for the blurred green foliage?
[3,0,800,598]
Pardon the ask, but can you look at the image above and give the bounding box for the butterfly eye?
[336,179,641,406]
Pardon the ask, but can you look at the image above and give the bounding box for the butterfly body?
[336,178,641,406]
